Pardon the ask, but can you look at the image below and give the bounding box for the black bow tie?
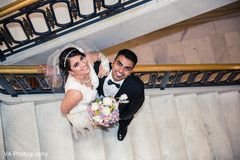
[107,79,120,88]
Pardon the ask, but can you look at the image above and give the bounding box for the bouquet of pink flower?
[87,96,120,127]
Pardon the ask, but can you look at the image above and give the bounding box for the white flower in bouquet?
[102,107,110,116]
[92,115,103,123]
[103,97,112,106]
[91,102,99,111]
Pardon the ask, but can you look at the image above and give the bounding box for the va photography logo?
[3,151,48,158]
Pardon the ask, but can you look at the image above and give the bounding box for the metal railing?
[134,64,240,89]
[0,64,240,97]
[0,0,151,62]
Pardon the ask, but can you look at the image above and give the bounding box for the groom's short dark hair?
[116,49,138,68]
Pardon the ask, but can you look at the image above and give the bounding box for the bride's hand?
[98,63,109,78]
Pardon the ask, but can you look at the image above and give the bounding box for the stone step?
[130,95,162,160]
[35,101,74,160]
[197,92,234,160]
[0,105,6,160]
[174,93,212,160]
[150,94,187,160]
[1,102,41,160]
[1,88,240,160]
[219,91,240,160]
[72,127,106,160]
[102,124,134,160]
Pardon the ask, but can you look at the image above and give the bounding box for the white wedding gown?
[64,62,99,140]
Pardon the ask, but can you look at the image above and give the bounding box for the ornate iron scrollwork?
[38,75,50,89]
[0,27,13,46]
[46,7,55,29]
[34,33,56,44]
[16,76,28,90]
[0,0,154,62]
[9,78,18,88]
[22,18,33,37]
[70,0,78,20]
[96,0,102,11]
[100,5,124,18]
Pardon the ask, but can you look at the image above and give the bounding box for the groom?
[94,49,145,141]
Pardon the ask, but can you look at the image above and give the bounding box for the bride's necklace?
[79,76,92,84]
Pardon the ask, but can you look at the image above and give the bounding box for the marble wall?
[104,11,240,65]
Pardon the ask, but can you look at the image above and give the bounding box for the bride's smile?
[81,65,88,71]
[68,55,91,75]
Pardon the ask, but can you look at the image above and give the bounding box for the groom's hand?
[37,64,54,76]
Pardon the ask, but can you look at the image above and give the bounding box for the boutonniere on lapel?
[118,94,129,103]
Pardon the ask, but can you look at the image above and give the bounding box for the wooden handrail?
[133,64,240,72]
[1,64,240,74]
[0,0,40,18]
[0,66,42,74]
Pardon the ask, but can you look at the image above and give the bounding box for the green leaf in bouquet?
[96,99,102,103]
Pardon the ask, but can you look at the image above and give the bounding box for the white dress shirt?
[103,70,125,97]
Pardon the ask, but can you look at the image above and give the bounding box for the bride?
[43,45,109,141]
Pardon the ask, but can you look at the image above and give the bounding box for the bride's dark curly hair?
[59,47,85,73]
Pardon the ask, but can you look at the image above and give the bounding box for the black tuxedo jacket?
[94,62,145,120]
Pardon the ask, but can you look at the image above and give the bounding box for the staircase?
[0,86,240,160]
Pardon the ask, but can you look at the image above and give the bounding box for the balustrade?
[0,0,151,62]
[0,64,239,96]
